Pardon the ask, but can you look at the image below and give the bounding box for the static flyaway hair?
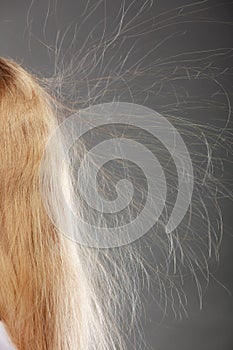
[0,4,232,346]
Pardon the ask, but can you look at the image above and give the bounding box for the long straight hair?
[0,56,119,350]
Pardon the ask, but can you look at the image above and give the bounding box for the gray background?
[0,1,233,349]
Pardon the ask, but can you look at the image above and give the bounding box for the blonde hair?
[0,56,118,350]
[0,51,230,350]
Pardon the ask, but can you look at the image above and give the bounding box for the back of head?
[0,57,97,350]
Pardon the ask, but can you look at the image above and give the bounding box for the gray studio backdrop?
[1,1,233,349]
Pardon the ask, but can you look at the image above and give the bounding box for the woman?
[0,57,112,350]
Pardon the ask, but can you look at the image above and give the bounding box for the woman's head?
[0,57,100,350]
